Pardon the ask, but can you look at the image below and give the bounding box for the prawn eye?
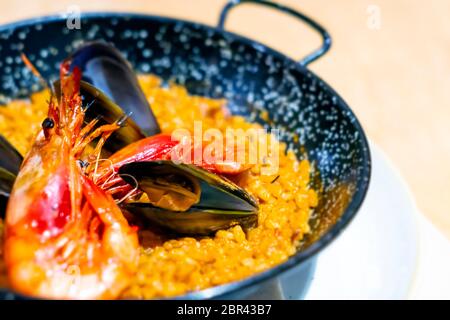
[42,117,55,129]
[42,117,55,139]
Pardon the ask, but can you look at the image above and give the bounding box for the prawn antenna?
[115,173,139,204]
[21,53,55,96]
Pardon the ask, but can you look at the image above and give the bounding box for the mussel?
[0,135,23,217]
[54,41,163,154]
[54,79,147,154]
[69,41,161,137]
[0,168,16,218]
[119,161,258,235]
[0,134,23,175]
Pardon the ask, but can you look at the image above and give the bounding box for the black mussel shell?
[54,80,146,154]
[0,168,16,218]
[119,160,258,212]
[79,81,146,153]
[123,203,257,236]
[118,160,258,235]
[69,41,160,136]
[0,134,23,175]
[0,135,22,217]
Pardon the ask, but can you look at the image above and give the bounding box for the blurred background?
[0,0,448,239]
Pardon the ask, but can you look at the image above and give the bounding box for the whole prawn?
[4,63,139,299]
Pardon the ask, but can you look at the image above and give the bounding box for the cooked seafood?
[55,80,147,154]
[4,64,139,299]
[0,42,318,299]
[69,41,160,137]
[119,160,258,235]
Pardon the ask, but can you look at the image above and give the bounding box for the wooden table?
[1,0,449,239]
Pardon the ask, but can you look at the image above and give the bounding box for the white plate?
[302,142,419,299]
[290,142,450,300]
[409,204,450,299]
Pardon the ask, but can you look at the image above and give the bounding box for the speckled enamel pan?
[0,0,370,299]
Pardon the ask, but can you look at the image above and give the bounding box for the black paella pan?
[0,0,371,299]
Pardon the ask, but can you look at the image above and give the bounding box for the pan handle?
[218,0,332,66]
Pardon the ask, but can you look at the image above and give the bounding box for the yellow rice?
[0,75,317,298]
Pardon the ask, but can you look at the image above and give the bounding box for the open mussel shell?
[69,41,161,136]
[54,80,146,154]
[119,160,258,211]
[118,160,258,235]
[78,80,147,153]
[0,168,16,218]
[124,204,258,236]
[0,135,22,217]
[0,134,23,175]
